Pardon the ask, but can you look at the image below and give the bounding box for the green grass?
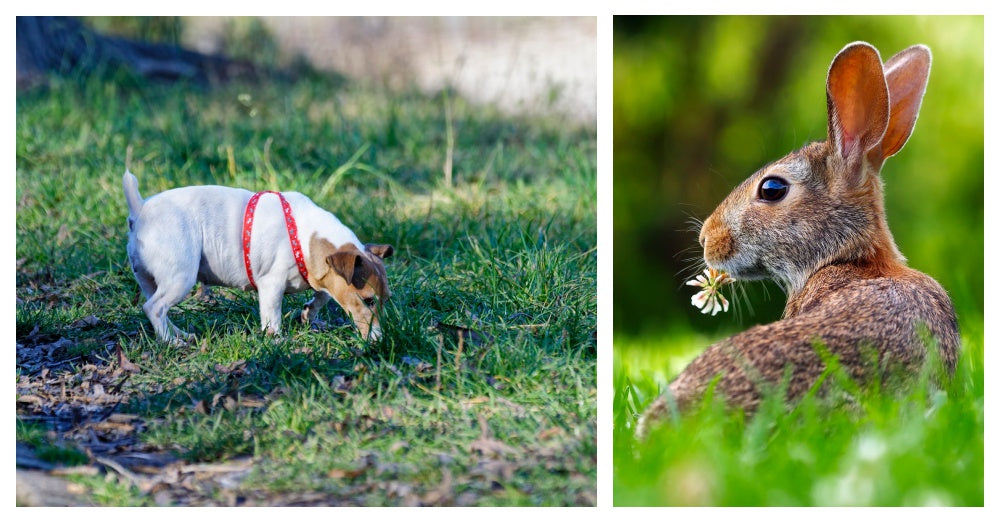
[16,72,595,506]
[17,420,90,467]
[613,321,984,506]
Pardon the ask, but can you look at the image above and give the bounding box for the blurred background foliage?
[613,16,984,347]
[84,16,284,67]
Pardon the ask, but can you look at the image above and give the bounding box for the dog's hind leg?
[132,266,188,341]
[142,274,197,343]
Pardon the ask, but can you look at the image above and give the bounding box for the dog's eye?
[758,177,789,202]
[363,297,377,307]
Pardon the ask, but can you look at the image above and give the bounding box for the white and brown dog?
[123,170,392,343]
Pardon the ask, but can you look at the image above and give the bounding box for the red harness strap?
[242,191,310,289]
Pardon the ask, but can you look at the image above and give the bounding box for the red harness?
[242,191,309,289]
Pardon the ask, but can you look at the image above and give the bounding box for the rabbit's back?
[636,43,959,437]
[667,264,958,413]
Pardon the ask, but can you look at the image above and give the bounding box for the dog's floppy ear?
[366,244,394,259]
[327,251,363,288]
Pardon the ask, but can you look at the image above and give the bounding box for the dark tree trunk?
[16,16,256,89]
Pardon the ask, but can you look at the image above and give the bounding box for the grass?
[613,320,984,506]
[17,420,90,467]
[15,71,595,506]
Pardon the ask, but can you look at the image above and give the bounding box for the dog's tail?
[122,148,144,225]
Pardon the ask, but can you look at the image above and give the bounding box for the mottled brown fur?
[637,42,958,437]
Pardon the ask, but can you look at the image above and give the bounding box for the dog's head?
[308,234,393,340]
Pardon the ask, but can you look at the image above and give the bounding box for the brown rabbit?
[636,42,959,437]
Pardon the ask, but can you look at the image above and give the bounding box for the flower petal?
[691,290,709,308]
[700,296,716,314]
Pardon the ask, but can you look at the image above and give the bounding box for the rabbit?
[636,42,959,438]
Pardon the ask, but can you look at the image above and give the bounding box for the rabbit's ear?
[875,45,931,164]
[826,42,890,182]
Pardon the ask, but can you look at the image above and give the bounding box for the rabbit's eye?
[758,177,789,202]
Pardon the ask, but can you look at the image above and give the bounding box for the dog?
[123,170,393,343]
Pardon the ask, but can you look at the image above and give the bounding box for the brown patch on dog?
[306,234,393,339]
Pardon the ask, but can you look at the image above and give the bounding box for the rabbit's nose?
[698,228,707,248]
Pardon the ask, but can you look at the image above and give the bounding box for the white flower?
[686,268,734,316]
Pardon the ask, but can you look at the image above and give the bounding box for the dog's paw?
[193,284,215,303]
[166,337,192,349]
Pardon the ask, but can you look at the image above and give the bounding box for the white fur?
[123,170,365,342]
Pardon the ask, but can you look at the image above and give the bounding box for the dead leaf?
[421,468,453,505]
[471,459,515,481]
[17,394,45,405]
[538,427,566,440]
[433,321,491,348]
[327,462,370,480]
[154,489,172,506]
[460,396,490,409]
[70,315,101,329]
[116,344,141,373]
[92,454,151,492]
[214,360,247,375]
[469,437,519,458]
[494,397,527,416]
[327,468,359,479]
[469,413,520,458]
[238,397,266,409]
[107,413,140,423]
[56,224,70,243]
[179,458,253,474]
[51,465,100,477]
[330,375,353,395]
[89,421,136,434]
[400,356,433,373]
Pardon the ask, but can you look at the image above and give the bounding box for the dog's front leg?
[301,291,332,325]
[257,282,285,336]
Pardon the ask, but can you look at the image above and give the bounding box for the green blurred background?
[613,16,984,356]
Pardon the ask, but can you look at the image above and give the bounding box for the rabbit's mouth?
[705,256,769,282]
